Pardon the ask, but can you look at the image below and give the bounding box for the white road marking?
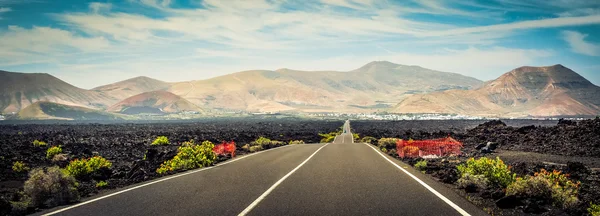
[238,143,329,216]
[42,145,295,216]
[365,143,471,216]
[342,135,345,143]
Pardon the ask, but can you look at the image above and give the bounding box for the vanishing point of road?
[39,120,487,216]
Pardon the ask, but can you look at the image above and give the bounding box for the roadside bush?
[457,157,515,188]
[151,136,170,145]
[96,181,108,188]
[319,128,342,143]
[457,173,490,192]
[415,160,427,171]
[12,161,30,173]
[506,169,579,209]
[65,156,112,179]
[402,146,420,156]
[381,147,388,153]
[360,136,377,144]
[46,146,63,160]
[289,140,305,144]
[352,133,360,141]
[378,138,400,149]
[253,137,272,147]
[181,140,196,147]
[156,140,216,175]
[23,166,79,208]
[589,203,600,216]
[32,140,47,147]
[241,144,250,152]
[249,145,263,153]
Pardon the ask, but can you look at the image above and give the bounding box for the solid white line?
[42,145,294,216]
[365,143,471,216]
[342,135,345,143]
[238,143,329,216]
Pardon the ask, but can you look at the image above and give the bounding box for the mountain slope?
[92,76,171,100]
[0,70,116,113]
[107,91,203,114]
[13,101,126,120]
[168,61,483,113]
[392,64,600,117]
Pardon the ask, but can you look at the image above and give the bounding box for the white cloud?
[0,26,112,66]
[423,15,600,37]
[561,30,600,56]
[0,7,11,13]
[89,2,111,13]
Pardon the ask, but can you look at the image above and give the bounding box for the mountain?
[168,61,483,113]
[107,91,203,115]
[0,70,116,113]
[392,64,600,117]
[13,101,126,120]
[91,76,172,101]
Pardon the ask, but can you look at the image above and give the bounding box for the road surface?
[40,120,486,216]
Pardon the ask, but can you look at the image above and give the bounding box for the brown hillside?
[107,91,202,114]
[167,61,483,113]
[393,64,600,117]
[0,70,116,113]
[92,76,171,100]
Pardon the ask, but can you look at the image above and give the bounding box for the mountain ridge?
[392,64,600,117]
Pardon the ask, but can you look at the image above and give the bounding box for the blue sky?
[0,0,599,88]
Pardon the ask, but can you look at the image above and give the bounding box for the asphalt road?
[40,120,487,216]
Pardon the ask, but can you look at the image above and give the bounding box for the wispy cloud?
[561,30,600,56]
[89,2,111,14]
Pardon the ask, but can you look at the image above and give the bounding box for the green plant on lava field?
[151,136,170,145]
[156,140,216,175]
[457,157,516,188]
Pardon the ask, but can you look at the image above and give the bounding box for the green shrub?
[253,137,272,147]
[506,169,579,209]
[249,145,263,153]
[414,160,428,171]
[10,198,31,214]
[457,173,490,191]
[151,136,170,145]
[352,133,360,141]
[23,166,79,208]
[377,138,400,149]
[589,203,600,216]
[96,181,108,188]
[46,146,63,160]
[360,136,377,144]
[65,156,112,179]
[319,128,342,143]
[241,144,250,152]
[156,140,216,175]
[289,140,305,145]
[181,140,196,147]
[457,157,516,188]
[319,133,336,143]
[12,161,30,173]
[32,140,47,147]
[381,147,388,153]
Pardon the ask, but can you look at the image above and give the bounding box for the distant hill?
[168,61,483,113]
[0,70,116,113]
[13,101,126,120]
[107,91,203,115]
[392,64,600,117]
[92,76,172,101]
